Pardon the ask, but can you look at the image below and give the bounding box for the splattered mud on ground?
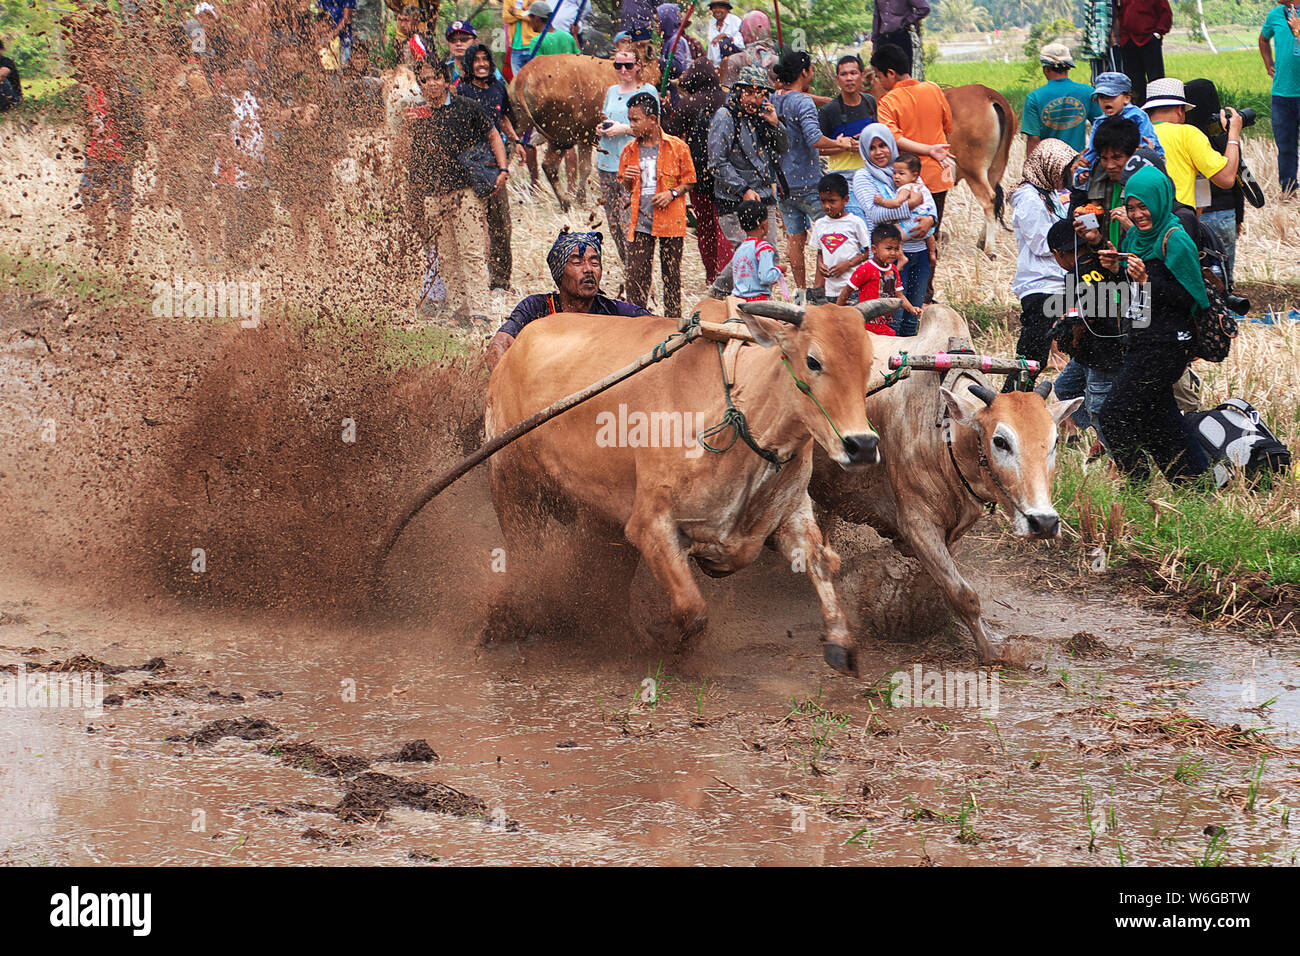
[2,501,1299,865]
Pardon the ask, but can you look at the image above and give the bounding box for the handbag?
[455,140,501,198]
[1160,227,1238,363]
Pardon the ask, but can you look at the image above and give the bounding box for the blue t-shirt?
[729,238,781,299]
[1081,103,1165,165]
[598,84,659,173]
[1023,77,1102,153]
[772,89,825,190]
[1263,4,1300,98]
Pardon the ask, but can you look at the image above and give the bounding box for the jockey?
[486,230,650,368]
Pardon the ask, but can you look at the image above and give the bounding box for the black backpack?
[1186,398,1291,488]
[1159,225,1238,362]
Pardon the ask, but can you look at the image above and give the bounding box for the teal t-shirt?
[534,29,580,57]
[1262,4,1300,98]
[1022,77,1103,153]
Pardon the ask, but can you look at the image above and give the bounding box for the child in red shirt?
[837,222,922,335]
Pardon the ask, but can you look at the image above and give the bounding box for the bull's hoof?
[822,642,858,676]
[980,638,1032,669]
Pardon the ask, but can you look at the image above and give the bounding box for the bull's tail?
[989,94,1016,233]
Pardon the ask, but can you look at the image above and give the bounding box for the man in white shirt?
[549,0,588,37]
[705,0,744,68]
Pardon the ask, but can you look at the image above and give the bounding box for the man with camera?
[706,65,790,296]
[1145,78,1244,210]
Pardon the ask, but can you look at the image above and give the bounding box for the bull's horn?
[855,298,903,321]
[967,384,997,406]
[738,300,805,326]
[1034,379,1054,399]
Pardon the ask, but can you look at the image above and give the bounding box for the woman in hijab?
[1097,165,1211,481]
[719,10,777,87]
[663,60,733,280]
[1006,137,1078,389]
[656,4,692,78]
[850,123,935,331]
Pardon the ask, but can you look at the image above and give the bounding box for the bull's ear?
[940,386,981,426]
[736,310,794,350]
[1050,397,1084,425]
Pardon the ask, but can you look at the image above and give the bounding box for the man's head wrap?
[547,230,603,287]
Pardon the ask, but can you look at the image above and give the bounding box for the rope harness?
[939,371,1030,523]
[697,320,794,467]
[693,313,889,468]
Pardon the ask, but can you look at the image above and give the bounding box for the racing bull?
[810,304,1081,663]
[485,298,897,674]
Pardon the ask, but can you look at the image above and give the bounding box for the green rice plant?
[1175,750,1206,784]
[1197,826,1229,866]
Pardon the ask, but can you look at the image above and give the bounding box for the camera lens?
[1238,107,1257,128]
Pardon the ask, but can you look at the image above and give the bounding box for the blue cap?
[1093,72,1132,99]
[446,20,476,38]
[613,30,630,43]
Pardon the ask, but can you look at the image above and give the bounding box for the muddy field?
[2,116,1300,866]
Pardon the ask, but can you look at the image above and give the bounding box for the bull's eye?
[993,435,1012,453]
[806,355,823,374]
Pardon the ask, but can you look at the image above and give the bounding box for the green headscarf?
[1120,166,1209,310]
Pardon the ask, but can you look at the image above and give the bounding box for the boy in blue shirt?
[728,200,786,301]
[1079,71,1165,171]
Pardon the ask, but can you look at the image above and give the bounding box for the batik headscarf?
[1017,138,1077,215]
[858,122,899,193]
[1122,166,1209,309]
[547,230,603,287]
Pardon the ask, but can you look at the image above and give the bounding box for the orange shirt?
[618,131,696,240]
[878,78,953,194]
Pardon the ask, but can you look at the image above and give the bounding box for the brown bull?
[511,53,659,211]
[810,304,1080,663]
[485,298,897,674]
[945,84,1018,254]
[866,75,1017,254]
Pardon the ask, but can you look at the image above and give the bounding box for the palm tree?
[934,0,994,34]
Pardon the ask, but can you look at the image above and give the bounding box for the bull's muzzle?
[1024,510,1060,539]
[839,432,881,467]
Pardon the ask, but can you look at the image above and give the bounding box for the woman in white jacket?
[705,0,744,68]
[1004,138,1077,390]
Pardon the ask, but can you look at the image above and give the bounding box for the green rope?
[652,312,701,361]
[698,342,792,466]
[1014,355,1034,392]
[868,366,907,396]
[782,355,850,445]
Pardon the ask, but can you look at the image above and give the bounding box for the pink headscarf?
[739,10,770,44]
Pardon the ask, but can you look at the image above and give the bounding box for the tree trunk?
[1194,0,1218,53]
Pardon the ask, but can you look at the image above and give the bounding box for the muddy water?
[3,493,1298,866]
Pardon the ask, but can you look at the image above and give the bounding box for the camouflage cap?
[735,64,773,91]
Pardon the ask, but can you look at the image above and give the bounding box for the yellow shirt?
[1153,121,1227,208]
[502,0,538,49]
